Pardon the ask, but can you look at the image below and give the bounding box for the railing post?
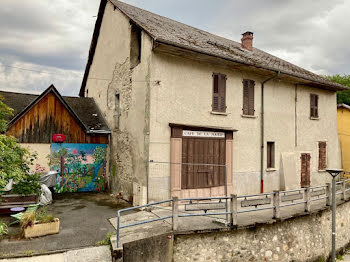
[342,180,346,201]
[116,211,120,248]
[230,194,237,226]
[172,196,179,231]
[326,183,331,206]
[304,187,311,212]
[273,190,280,219]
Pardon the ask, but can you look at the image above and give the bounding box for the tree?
[0,95,34,189]
[0,95,13,133]
[326,74,350,105]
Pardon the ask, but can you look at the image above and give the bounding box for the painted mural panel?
[50,143,107,193]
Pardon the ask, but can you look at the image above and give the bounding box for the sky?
[0,0,349,96]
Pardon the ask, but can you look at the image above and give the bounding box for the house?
[337,104,350,172]
[1,85,111,193]
[80,0,346,204]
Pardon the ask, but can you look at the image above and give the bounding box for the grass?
[35,207,55,224]
[97,232,114,246]
[337,254,344,261]
[24,250,35,256]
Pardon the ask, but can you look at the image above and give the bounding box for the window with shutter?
[242,79,255,116]
[318,141,327,170]
[212,73,226,112]
[267,142,275,168]
[310,94,319,118]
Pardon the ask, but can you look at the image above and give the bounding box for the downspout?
[108,133,112,193]
[260,71,280,193]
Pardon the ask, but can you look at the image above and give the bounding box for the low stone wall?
[173,200,350,262]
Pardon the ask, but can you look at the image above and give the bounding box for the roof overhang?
[338,104,350,110]
[79,0,348,97]
[153,40,347,92]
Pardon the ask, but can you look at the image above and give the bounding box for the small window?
[130,23,141,69]
[318,141,327,170]
[212,73,226,112]
[310,94,319,118]
[267,142,275,168]
[114,92,120,128]
[243,79,255,115]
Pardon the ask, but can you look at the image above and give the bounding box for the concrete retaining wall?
[174,201,350,262]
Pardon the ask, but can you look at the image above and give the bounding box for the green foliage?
[0,220,8,236]
[12,173,41,196]
[0,135,36,189]
[35,207,55,224]
[0,96,37,190]
[337,254,344,260]
[0,95,13,133]
[97,232,113,246]
[326,74,350,105]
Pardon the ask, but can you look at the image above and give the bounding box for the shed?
[0,85,111,193]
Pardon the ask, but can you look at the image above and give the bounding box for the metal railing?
[115,179,350,248]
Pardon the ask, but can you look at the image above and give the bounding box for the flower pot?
[24,218,60,238]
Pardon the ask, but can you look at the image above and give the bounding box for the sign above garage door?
[182,130,225,138]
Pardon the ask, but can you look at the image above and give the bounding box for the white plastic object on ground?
[39,184,52,206]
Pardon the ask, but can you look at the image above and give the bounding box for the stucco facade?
[83,1,341,204]
[149,52,341,199]
[84,2,153,202]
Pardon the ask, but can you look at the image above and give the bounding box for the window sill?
[266,168,277,172]
[310,117,319,120]
[210,111,229,116]
[241,114,257,119]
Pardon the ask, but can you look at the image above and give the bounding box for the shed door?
[301,153,311,187]
[181,138,225,189]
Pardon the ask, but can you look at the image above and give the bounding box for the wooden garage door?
[181,138,226,189]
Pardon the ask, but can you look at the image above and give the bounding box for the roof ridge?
[79,0,347,92]
[111,0,229,42]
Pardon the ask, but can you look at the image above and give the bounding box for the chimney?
[241,31,254,51]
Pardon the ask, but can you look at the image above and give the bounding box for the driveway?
[0,192,130,258]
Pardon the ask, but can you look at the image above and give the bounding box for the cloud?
[0,0,349,96]
[0,62,82,96]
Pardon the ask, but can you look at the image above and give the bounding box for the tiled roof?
[109,0,346,91]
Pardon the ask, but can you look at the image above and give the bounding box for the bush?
[0,95,37,190]
[12,173,41,196]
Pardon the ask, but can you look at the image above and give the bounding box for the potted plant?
[21,208,59,238]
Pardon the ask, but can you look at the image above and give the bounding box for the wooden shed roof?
[0,85,110,133]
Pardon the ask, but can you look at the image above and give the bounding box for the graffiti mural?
[50,143,107,193]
